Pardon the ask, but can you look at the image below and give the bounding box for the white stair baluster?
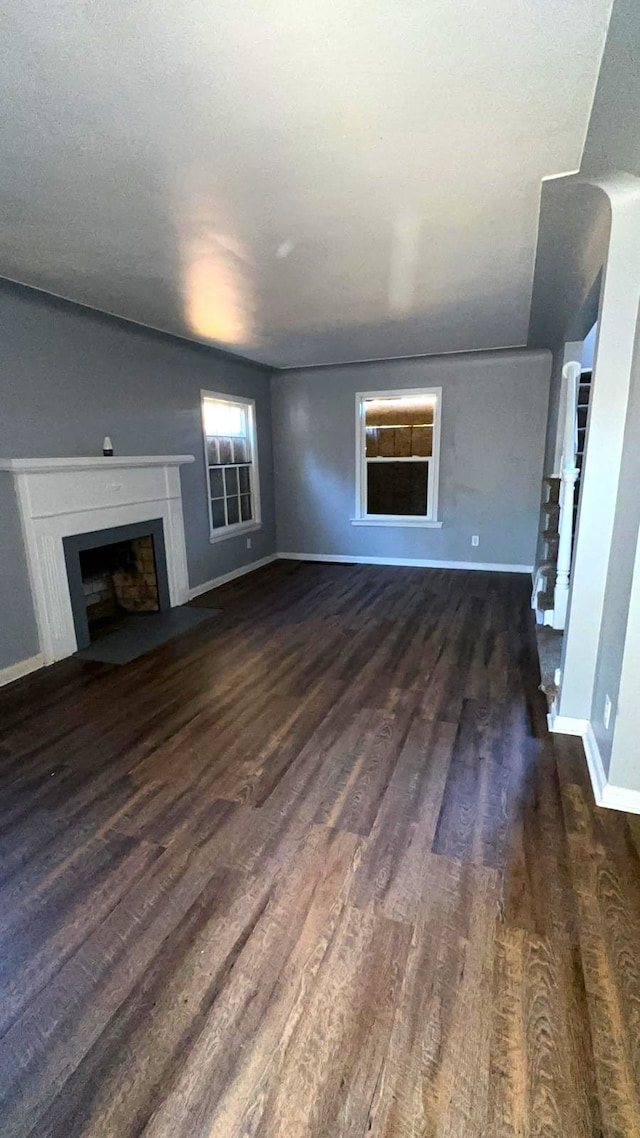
[552,362,581,630]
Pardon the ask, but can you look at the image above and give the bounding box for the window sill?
[350,517,443,528]
[209,521,262,545]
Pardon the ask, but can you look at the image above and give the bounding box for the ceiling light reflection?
[182,228,255,348]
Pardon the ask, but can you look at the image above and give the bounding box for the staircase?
[533,476,561,622]
[532,361,589,629]
[574,370,592,536]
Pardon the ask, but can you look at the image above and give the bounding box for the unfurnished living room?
[1,1,640,1135]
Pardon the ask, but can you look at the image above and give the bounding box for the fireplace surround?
[0,455,194,663]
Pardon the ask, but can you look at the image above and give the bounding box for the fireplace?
[63,519,171,650]
[0,455,193,664]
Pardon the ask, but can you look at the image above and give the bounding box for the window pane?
[209,468,224,498]
[367,461,428,516]
[365,396,435,428]
[366,428,379,458]
[233,437,248,463]
[206,437,219,464]
[224,466,239,496]
[218,437,233,465]
[203,399,246,437]
[378,429,395,457]
[240,493,252,521]
[226,496,240,525]
[211,498,226,528]
[238,465,251,494]
[411,425,433,457]
[392,426,412,457]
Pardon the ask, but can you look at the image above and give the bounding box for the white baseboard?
[0,652,45,688]
[584,724,640,813]
[548,710,588,735]
[582,722,608,805]
[277,552,533,574]
[551,712,640,815]
[187,554,278,600]
[599,781,640,814]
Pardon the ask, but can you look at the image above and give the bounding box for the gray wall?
[529,179,608,356]
[0,478,36,668]
[528,178,610,474]
[582,323,598,370]
[271,349,551,568]
[574,0,640,779]
[591,310,640,774]
[0,281,276,671]
[581,0,640,180]
[527,179,610,570]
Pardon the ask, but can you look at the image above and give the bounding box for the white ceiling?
[0,0,613,368]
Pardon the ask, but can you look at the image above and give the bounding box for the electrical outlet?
[246,537,252,550]
[604,694,612,730]
[471,535,479,547]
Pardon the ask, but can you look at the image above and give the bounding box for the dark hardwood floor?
[1,559,640,1136]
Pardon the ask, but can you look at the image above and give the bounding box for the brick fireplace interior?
[63,518,172,652]
[80,534,160,636]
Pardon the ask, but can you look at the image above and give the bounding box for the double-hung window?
[354,388,442,525]
[201,391,261,542]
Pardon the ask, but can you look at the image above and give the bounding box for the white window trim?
[201,389,262,544]
[353,387,443,527]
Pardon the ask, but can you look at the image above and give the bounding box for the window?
[354,388,442,526]
[201,391,261,542]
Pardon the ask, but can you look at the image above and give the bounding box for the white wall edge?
[187,554,278,599]
[277,552,533,573]
[0,652,45,688]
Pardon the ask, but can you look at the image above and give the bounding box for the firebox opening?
[80,534,160,637]
[63,518,172,653]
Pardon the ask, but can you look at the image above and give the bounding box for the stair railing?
[553,361,581,629]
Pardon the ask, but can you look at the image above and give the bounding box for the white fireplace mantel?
[0,454,194,664]
[0,455,194,474]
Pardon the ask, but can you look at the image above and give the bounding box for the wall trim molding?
[0,652,45,688]
[582,722,608,805]
[547,709,588,735]
[187,554,278,599]
[277,552,533,574]
[583,724,640,814]
[550,711,640,815]
[599,781,640,814]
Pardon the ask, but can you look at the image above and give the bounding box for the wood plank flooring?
[1,559,640,1136]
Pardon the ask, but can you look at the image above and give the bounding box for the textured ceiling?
[0,0,613,368]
